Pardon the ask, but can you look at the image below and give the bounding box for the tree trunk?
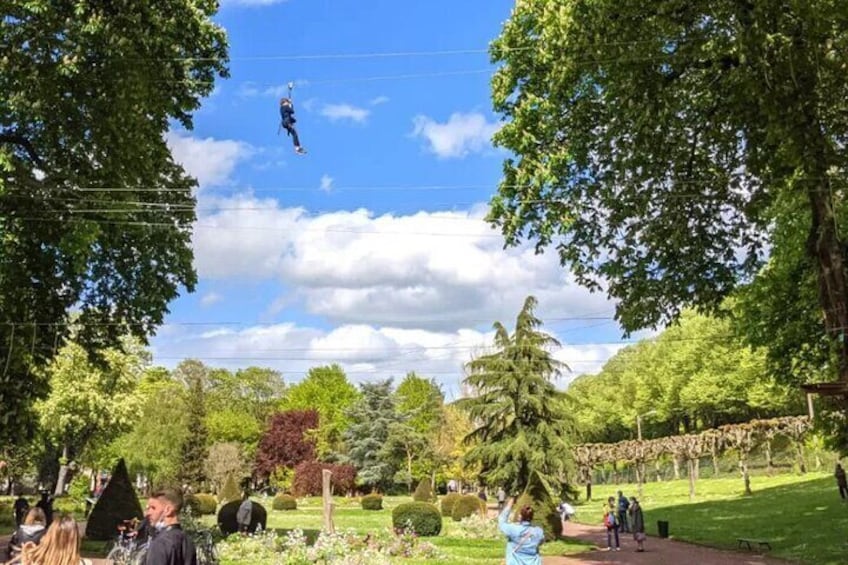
[406,451,413,493]
[636,461,643,498]
[612,461,619,484]
[796,441,808,473]
[672,455,681,480]
[655,459,663,482]
[686,459,696,501]
[694,458,700,480]
[54,444,71,496]
[711,449,720,478]
[739,456,752,496]
[765,440,774,476]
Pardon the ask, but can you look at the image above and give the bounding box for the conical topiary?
[219,473,241,505]
[85,459,143,540]
[412,478,436,502]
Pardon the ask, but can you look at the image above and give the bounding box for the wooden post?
[806,393,815,419]
[322,469,334,534]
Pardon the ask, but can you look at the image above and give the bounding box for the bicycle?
[105,519,148,565]
[191,527,219,565]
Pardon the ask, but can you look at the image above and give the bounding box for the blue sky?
[151,0,642,397]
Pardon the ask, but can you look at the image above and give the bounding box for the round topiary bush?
[392,502,442,537]
[513,493,561,540]
[361,493,383,510]
[451,494,485,522]
[186,493,217,515]
[412,478,436,503]
[272,493,297,511]
[217,500,267,535]
[440,492,461,517]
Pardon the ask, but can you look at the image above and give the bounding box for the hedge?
[186,493,217,515]
[391,502,442,537]
[361,494,383,510]
[451,495,485,522]
[84,459,143,541]
[217,500,267,535]
[440,492,461,517]
[273,494,297,511]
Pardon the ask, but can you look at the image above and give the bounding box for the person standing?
[629,497,646,552]
[497,487,507,511]
[616,490,630,533]
[604,497,620,551]
[835,463,847,500]
[144,488,197,565]
[498,497,544,565]
[13,493,29,527]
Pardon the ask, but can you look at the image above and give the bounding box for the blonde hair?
[23,507,46,526]
[20,514,81,565]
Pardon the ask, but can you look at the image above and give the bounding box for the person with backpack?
[616,490,630,533]
[498,497,544,564]
[604,497,620,551]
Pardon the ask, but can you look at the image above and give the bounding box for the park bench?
[737,538,772,551]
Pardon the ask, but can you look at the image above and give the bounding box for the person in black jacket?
[144,488,197,565]
[279,98,306,155]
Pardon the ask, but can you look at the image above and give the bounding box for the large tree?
[488,1,848,385]
[281,365,359,457]
[343,380,402,492]
[36,338,147,494]
[457,296,574,498]
[0,0,228,442]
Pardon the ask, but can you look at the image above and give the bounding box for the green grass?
[204,496,590,564]
[577,471,845,565]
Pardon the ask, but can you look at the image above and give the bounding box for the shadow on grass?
[641,476,844,565]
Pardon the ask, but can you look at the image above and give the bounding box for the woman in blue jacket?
[498,497,544,565]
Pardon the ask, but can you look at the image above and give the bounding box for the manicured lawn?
[207,496,590,564]
[577,471,846,565]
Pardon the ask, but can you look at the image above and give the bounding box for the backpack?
[604,512,616,528]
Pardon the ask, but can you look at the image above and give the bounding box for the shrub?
[391,502,442,537]
[440,492,461,517]
[456,513,500,539]
[412,478,436,503]
[272,493,297,510]
[218,474,241,505]
[361,493,383,510]
[513,493,561,540]
[451,494,485,522]
[217,500,267,535]
[185,493,217,515]
[84,459,143,541]
[292,461,357,497]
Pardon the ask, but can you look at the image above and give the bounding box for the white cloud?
[320,103,370,124]
[411,112,500,159]
[200,292,223,307]
[191,195,614,332]
[319,174,334,193]
[370,96,390,106]
[166,131,253,188]
[151,320,622,394]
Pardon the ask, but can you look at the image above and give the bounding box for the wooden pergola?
[801,382,848,418]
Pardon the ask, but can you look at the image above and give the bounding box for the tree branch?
[0,130,45,169]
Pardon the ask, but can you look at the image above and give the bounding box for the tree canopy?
[0,0,229,442]
[488,0,848,382]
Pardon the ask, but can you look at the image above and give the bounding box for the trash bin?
[657,520,669,538]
